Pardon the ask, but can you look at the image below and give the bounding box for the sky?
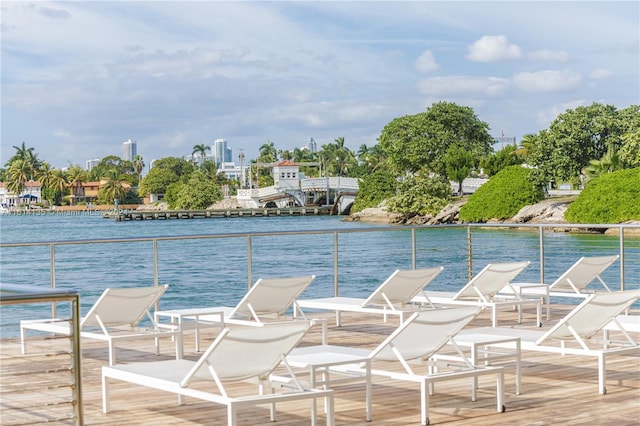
[1,1,639,170]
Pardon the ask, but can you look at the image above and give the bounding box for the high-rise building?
[213,139,228,167]
[307,137,317,153]
[123,139,137,161]
[86,158,101,171]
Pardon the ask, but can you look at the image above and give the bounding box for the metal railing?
[0,284,83,425]
[1,222,638,296]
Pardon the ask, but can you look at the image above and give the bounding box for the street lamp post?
[238,150,245,189]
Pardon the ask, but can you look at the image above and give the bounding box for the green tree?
[481,144,524,177]
[459,165,544,222]
[619,128,640,168]
[445,144,475,195]
[133,154,145,186]
[351,169,398,213]
[66,165,89,203]
[192,144,211,163]
[139,167,179,196]
[49,169,69,205]
[387,173,451,216]
[378,102,493,177]
[168,171,223,210]
[527,103,628,185]
[6,159,31,198]
[99,168,128,205]
[35,162,55,204]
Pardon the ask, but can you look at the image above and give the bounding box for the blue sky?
[2,1,639,169]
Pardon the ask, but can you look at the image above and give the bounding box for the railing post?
[539,226,545,283]
[619,226,625,291]
[153,239,159,287]
[467,226,472,281]
[71,293,84,425]
[50,244,57,318]
[411,228,417,270]
[333,231,339,297]
[247,235,253,290]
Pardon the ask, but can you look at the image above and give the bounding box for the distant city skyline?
[2,2,637,169]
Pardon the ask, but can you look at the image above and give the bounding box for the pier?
[108,206,333,221]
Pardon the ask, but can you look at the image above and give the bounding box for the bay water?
[1,212,639,338]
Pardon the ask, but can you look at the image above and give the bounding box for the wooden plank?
[1,306,638,425]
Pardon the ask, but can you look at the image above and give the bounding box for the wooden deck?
[1,305,638,425]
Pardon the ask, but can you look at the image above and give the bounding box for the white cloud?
[466,35,522,62]
[415,50,439,72]
[527,50,569,62]
[536,100,588,127]
[590,68,614,80]
[417,76,510,97]
[513,70,582,92]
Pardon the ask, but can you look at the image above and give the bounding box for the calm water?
[1,212,639,337]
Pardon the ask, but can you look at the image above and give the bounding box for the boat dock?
[1,305,638,425]
[108,206,334,221]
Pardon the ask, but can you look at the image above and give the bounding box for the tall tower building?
[307,137,317,153]
[123,139,137,161]
[213,139,227,167]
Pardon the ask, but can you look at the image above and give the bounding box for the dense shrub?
[565,168,640,223]
[459,165,544,222]
[352,170,398,213]
[387,174,451,216]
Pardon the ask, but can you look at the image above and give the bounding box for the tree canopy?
[378,101,493,177]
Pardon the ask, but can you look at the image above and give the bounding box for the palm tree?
[49,169,69,205]
[192,144,210,165]
[66,165,88,205]
[36,161,55,205]
[7,159,31,200]
[584,147,623,182]
[100,168,127,205]
[258,141,278,163]
[133,155,145,186]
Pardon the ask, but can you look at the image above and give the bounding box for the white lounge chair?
[276,307,504,426]
[412,261,541,327]
[155,275,323,351]
[295,267,444,326]
[102,321,335,426]
[501,255,619,320]
[20,285,182,365]
[457,290,640,394]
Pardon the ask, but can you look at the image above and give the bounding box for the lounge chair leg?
[102,375,110,413]
[227,404,236,426]
[496,369,505,412]
[108,342,115,366]
[20,326,27,354]
[325,392,336,426]
[421,379,430,425]
[598,353,607,395]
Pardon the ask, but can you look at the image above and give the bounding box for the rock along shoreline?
[343,198,640,236]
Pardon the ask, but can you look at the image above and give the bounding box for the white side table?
[435,333,521,395]
[155,307,225,352]
[273,344,372,422]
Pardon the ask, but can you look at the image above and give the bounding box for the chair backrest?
[81,285,168,328]
[453,261,530,300]
[362,267,444,308]
[537,290,640,345]
[181,320,311,385]
[229,275,316,319]
[548,255,619,293]
[369,307,481,362]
